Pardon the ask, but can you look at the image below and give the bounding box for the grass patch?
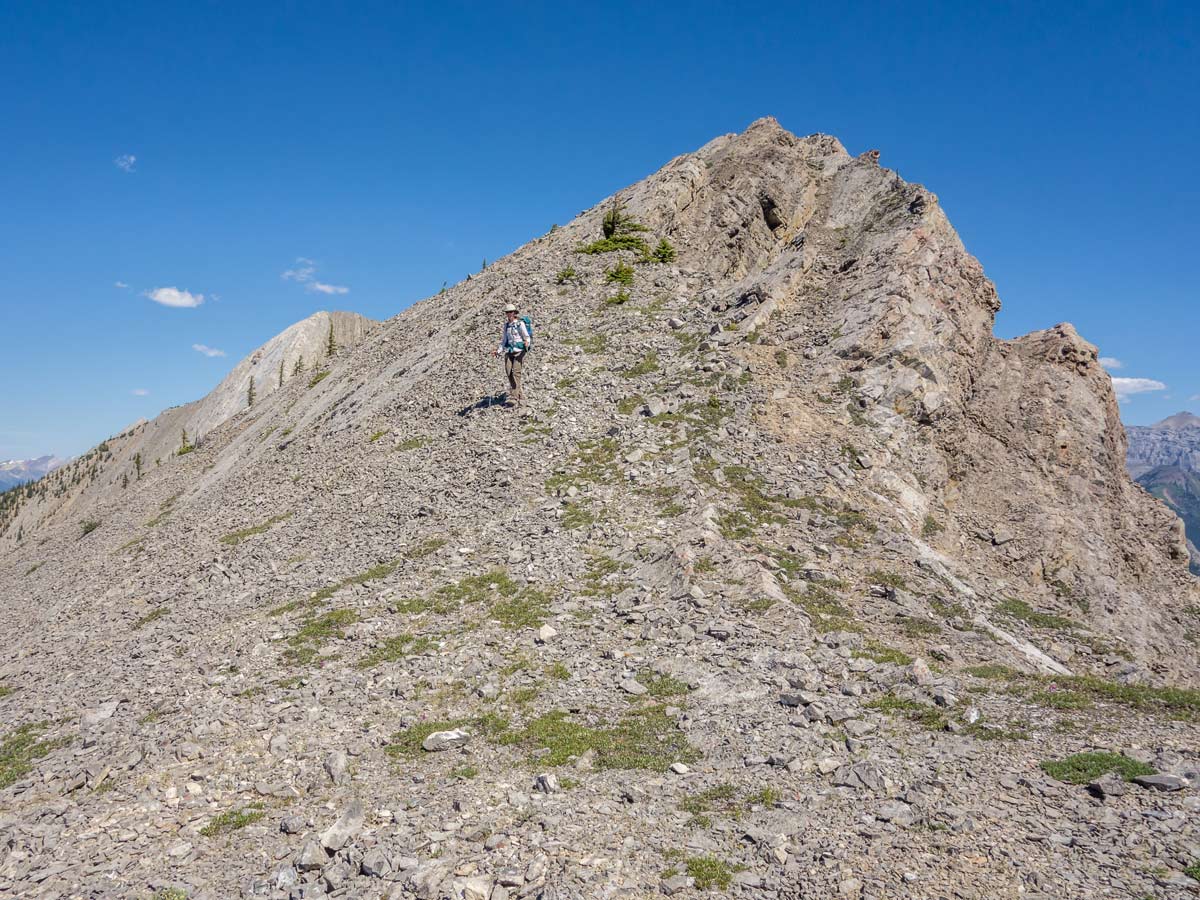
[133,606,168,629]
[1039,752,1155,785]
[0,723,70,789]
[385,713,510,759]
[80,520,100,537]
[0,685,12,699]
[567,333,608,354]
[451,764,479,780]
[24,562,43,576]
[284,608,361,665]
[219,513,290,546]
[500,706,698,771]
[546,661,570,680]
[436,570,520,606]
[636,671,690,698]
[545,438,619,493]
[965,666,1200,720]
[395,435,431,452]
[996,598,1075,630]
[866,695,946,730]
[199,804,266,837]
[561,501,597,530]
[358,633,436,668]
[922,515,943,537]
[307,370,330,388]
[867,569,905,589]
[555,266,578,284]
[900,616,943,638]
[405,537,447,559]
[491,589,552,630]
[368,430,388,442]
[789,583,860,633]
[622,352,660,378]
[616,394,645,416]
[855,640,913,666]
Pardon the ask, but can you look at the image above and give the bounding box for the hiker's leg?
[505,355,517,400]
[511,353,524,402]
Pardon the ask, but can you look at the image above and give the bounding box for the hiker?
[493,302,532,406]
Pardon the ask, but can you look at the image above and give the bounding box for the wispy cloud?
[281,257,349,295]
[1099,357,1123,370]
[310,282,349,295]
[114,281,129,289]
[145,287,204,308]
[1112,377,1166,401]
[114,154,137,173]
[131,388,150,396]
[192,343,226,357]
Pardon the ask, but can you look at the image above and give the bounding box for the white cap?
[504,303,518,313]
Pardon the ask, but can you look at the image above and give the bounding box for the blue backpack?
[517,315,534,351]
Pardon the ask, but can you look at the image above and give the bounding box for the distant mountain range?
[0,455,66,492]
[1128,412,1200,574]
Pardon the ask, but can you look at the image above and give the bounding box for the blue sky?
[2,1,1197,459]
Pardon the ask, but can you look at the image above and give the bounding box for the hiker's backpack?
[520,315,534,350]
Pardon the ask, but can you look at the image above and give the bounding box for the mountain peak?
[1154,411,1200,430]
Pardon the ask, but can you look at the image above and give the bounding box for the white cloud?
[114,154,137,173]
[1112,377,1166,400]
[192,343,226,357]
[281,257,349,294]
[114,281,129,289]
[1099,357,1123,370]
[145,286,204,308]
[1190,395,1200,403]
[131,388,150,396]
[310,282,349,295]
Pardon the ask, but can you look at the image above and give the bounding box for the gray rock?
[1132,774,1186,792]
[421,728,471,752]
[319,800,365,851]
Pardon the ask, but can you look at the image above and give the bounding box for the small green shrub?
[604,289,632,306]
[605,260,635,286]
[199,804,265,837]
[577,235,651,256]
[308,370,330,388]
[368,430,388,442]
[555,266,578,284]
[1039,752,1154,785]
[922,515,943,537]
[80,520,100,537]
[685,855,740,890]
[649,238,677,263]
[499,706,698,771]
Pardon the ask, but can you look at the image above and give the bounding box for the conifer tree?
[278,359,285,389]
[326,320,336,358]
[293,355,305,376]
[133,452,142,479]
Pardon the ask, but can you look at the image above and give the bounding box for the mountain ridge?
[2,118,1198,899]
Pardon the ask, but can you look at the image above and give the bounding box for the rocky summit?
[2,118,1199,900]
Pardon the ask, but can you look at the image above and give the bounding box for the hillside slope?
[1137,465,1200,575]
[2,119,1199,900]
[1127,411,1200,478]
[0,310,375,546]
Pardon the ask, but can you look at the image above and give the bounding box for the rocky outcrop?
[1,119,1198,899]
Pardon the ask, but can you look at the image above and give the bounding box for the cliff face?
[1127,411,1200,477]
[2,119,1198,900]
